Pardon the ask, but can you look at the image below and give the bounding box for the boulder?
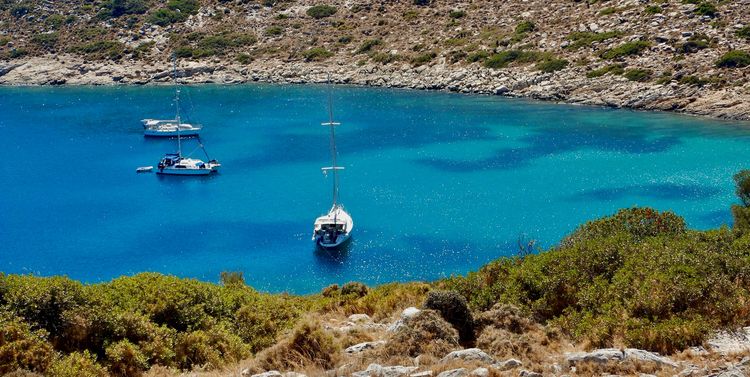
[353,363,419,377]
[349,314,372,322]
[470,367,489,377]
[624,348,678,368]
[437,369,467,377]
[519,370,542,377]
[493,358,522,371]
[565,348,625,364]
[345,341,386,354]
[388,307,422,332]
[441,348,494,364]
[251,372,283,377]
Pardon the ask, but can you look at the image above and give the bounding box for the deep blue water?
[1,84,748,293]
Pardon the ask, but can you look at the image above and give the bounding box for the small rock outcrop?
[440,348,494,364]
[436,368,467,377]
[352,363,419,377]
[345,341,387,354]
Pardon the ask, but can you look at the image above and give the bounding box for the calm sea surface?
[1,84,748,293]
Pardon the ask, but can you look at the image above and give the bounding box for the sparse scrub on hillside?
[600,40,651,59]
[536,58,569,73]
[715,50,750,68]
[484,49,554,69]
[623,68,652,81]
[693,1,718,17]
[302,47,333,61]
[148,0,200,26]
[70,40,126,60]
[677,33,710,53]
[356,38,382,54]
[566,31,623,50]
[737,26,750,40]
[306,5,337,19]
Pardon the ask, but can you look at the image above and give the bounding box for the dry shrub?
[345,282,430,320]
[474,304,536,335]
[338,328,374,348]
[379,309,459,359]
[254,319,339,371]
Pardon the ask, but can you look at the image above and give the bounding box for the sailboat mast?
[326,82,339,207]
[173,56,182,157]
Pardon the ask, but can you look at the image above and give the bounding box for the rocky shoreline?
[2,55,749,122]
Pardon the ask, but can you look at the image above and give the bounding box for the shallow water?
[1,84,748,293]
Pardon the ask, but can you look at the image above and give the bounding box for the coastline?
[2,54,749,122]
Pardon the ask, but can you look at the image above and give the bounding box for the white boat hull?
[144,129,200,137]
[156,168,213,175]
[315,232,352,249]
[312,205,353,249]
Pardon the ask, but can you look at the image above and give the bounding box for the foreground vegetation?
[4,171,750,375]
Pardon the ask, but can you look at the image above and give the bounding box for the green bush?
[105,340,148,377]
[306,5,337,19]
[356,39,382,54]
[410,51,436,66]
[586,63,625,78]
[466,51,489,63]
[694,1,718,17]
[623,68,652,81]
[732,205,750,232]
[175,326,249,370]
[424,290,474,342]
[677,34,710,53]
[302,47,333,61]
[565,31,622,50]
[10,4,30,18]
[679,75,709,86]
[264,26,283,36]
[31,32,59,49]
[645,5,662,14]
[102,0,148,18]
[600,40,651,59]
[0,314,55,374]
[371,52,399,64]
[515,20,536,34]
[448,10,465,19]
[71,41,126,60]
[484,50,552,69]
[45,14,66,29]
[737,26,750,40]
[148,0,199,25]
[0,37,10,46]
[8,49,28,59]
[734,170,750,207]
[716,50,750,68]
[47,351,107,377]
[341,282,369,297]
[535,58,568,73]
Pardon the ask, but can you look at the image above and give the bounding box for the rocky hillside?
[1,0,750,118]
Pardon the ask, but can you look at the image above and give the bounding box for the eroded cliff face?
[1,0,749,119]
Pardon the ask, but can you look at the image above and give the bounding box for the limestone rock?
[437,368,467,377]
[345,340,386,354]
[441,348,494,364]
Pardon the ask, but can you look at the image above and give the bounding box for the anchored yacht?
[312,79,353,249]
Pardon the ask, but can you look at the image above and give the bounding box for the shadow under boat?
[313,238,353,265]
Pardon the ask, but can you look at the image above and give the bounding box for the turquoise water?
[1,84,748,293]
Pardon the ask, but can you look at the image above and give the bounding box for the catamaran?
[312,82,353,249]
[155,59,220,176]
[142,57,202,137]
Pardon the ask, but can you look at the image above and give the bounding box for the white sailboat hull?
[144,129,201,137]
[316,232,351,249]
[312,205,353,249]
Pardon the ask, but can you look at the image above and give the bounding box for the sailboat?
[312,82,353,249]
[155,59,220,176]
[142,58,202,137]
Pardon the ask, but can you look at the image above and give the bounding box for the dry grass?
[249,318,340,373]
